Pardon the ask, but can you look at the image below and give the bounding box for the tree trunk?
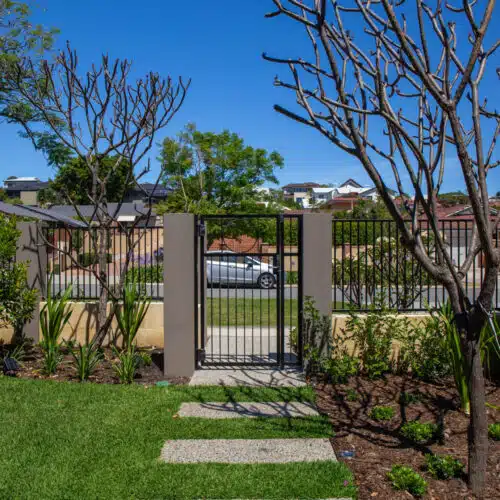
[94,227,109,346]
[466,331,488,496]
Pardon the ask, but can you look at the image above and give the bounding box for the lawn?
[0,378,356,499]
[206,298,299,327]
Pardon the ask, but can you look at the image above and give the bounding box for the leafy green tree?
[0,1,58,132]
[0,213,37,340]
[38,156,134,205]
[158,123,284,214]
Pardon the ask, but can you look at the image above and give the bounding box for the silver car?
[206,250,277,289]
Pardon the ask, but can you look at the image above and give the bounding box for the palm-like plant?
[68,341,103,381]
[40,278,73,374]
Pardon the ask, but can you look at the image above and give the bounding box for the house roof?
[0,201,87,227]
[282,182,322,189]
[340,178,363,188]
[48,202,155,220]
[4,180,49,192]
[312,187,334,194]
[129,183,171,198]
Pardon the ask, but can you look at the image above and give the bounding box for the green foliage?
[40,280,73,374]
[345,304,403,379]
[387,465,428,497]
[67,341,103,382]
[369,405,395,421]
[324,353,360,384]
[138,351,152,367]
[77,252,113,267]
[398,313,451,382]
[125,264,163,284]
[115,284,151,353]
[346,389,359,402]
[286,271,299,285]
[40,156,134,204]
[488,423,500,440]
[425,454,465,479]
[399,391,423,405]
[400,420,438,443]
[113,346,140,384]
[0,214,38,338]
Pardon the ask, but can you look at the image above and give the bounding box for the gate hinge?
[197,222,206,237]
[196,348,206,364]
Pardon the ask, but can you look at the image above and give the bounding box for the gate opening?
[195,215,303,367]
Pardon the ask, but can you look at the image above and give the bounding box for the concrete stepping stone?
[178,401,319,419]
[189,368,305,387]
[160,438,336,463]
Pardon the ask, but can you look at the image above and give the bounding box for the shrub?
[40,281,73,374]
[286,271,299,285]
[77,252,112,267]
[370,405,395,421]
[68,341,103,381]
[400,420,438,443]
[345,304,405,379]
[397,314,451,382]
[324,353,359,384]
[425,454,464,479]
[387,465,427,497]
[125,264,163,284]
[489,423,500,441]
[138,351,152,367]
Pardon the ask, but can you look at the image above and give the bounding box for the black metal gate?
[195,214,303,367]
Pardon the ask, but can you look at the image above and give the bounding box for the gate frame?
[194,213,304,369]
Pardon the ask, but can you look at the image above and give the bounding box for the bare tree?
[15,44,189,346]
[264,0,499,494]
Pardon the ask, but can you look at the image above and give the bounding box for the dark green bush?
[425,454,464,479]
[346,389,359,402]
[489,423,500,440]
[400,420,438,443]
[77,252,112,267]
[125,265,163,284]
[387,465,427,497]
[286,271,298,285]
[369,405,395,421]
[324,354,359,384]
[399,391,423,405]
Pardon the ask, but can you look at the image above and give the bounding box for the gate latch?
[196,348,206,364]
[197,222,206,237]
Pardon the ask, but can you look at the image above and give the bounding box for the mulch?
[6,345,190,386]
[313,374,500,499]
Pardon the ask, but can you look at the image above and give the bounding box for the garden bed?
[314,374,500,499]
[9,345,189,386]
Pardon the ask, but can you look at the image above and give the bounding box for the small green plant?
[346,389,359,402]
[324,353,359,384]
[113,347,140,384]
[399,391,423,405]
[387,465,427,497]
[400,420,438,443]
[115,283,151,352]
[138,351,152,367]
[40,280,73,374]
[125,264,163,285]
[488,423,500,441]
[369,405,395,421]
[68,341,103,382]
[425,454,464,479]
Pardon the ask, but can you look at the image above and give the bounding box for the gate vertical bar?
[194,215,200,367]
[297,215,304,366]
[278,214,286,368]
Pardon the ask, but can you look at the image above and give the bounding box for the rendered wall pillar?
[16,223,47,343]
[302,213,332,317]
[163,214,196,377]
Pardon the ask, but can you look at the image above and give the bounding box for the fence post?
[16,222,47,343]
[302,213,332,317]
[163,214,196,377]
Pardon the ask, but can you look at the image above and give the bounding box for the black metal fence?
[332,218,500,311]
[196,214,302,366]
[44,225,164,300]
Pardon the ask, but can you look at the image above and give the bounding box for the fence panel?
[332,218,497,312]
[45,225,164,300]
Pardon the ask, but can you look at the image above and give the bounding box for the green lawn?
[0,378,356,499]
[206,298,299,327]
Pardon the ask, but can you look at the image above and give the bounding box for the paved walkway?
[178,401,319,419]
[160,438,336,464]
[189,367,306,387]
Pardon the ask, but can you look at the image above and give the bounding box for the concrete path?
[189,368,306,387]
[178,401,319,419]
[160,438,336,464]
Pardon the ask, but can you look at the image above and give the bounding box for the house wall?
[20,191,38,206]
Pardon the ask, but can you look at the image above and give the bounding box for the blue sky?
[0,0,497,193]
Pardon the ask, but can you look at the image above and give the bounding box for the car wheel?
[258,272,275,289]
